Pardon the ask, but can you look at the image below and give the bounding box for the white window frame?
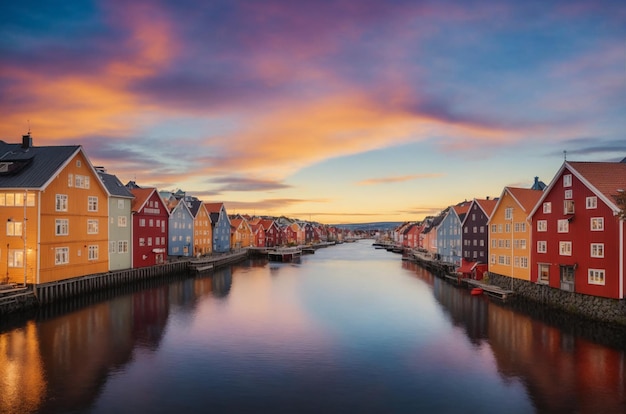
[543,202,551,214]
[56,194,68,211]
[564,200,575,215]
[564,189,573,199]
[88,196,98,212]
[537,220,547,232]
[118,216,127,227]
[8,250,24,267]
[55,247,69,265]
[586,196,597,209]
[538,263,550,284]
[87,219,99,234]
[590,217,604,231]
[55,219,69,236]
[559,241,572,256]
[88,245,98,260]
[590,243,604,258]
[563,174,572,187]
[588,269,605,286]
[557,219,569,233]
[118,240,129,253]
[6,221,22,236]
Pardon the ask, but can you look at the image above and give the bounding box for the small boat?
[471,287,483,296]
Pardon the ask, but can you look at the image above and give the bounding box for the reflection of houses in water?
[211,269,233,298]
[487,304,626,413]
[132,287,170,351]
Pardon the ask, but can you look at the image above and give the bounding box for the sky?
[1,0,624,224]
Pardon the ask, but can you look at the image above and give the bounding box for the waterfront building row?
[0,133,353,288]
[393,159,626,302]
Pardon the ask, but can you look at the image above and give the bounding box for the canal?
[1,240,625,413]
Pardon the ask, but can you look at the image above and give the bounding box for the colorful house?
[250,221,266,247]
[461,198,497,263]
[529,161,626,299]
[260,218,280,247]
[188,199,212,256]
[423,213,445,259]
[230,216,253,248]
[96,169,134,271]
[439,202,469,267]
[167,198,194,257]
[206,202,231,253]
[488,187,543,281]
[0,134,109,285]
[129,187,169,267]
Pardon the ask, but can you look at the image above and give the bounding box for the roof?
[568,161,626,207]
[187,199,203,217]
[97,171,134,198]
[507,187,543,213]
[0,137,80,189]
[475,199,498,217]
[130,187,158,213]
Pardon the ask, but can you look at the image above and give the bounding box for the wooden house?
[206,202,231,253]
[167,198,194,257]
[230,217,253,248]
[488,187,543,281]
[0,133,109,285]
[439,202,469,267]
[529,161,626,299]
[96,169,134,271]
[188,198,212,256]
[129,187,169,267]
[461,198,497,263]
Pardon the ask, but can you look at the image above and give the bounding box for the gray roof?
[187,199,202,217]
[0,138,80,189]
[97,171,134,198]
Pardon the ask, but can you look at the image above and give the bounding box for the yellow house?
[189,199,212,256]
[230,217,253,248]
[488,187,543,281]
[0,134,109,286]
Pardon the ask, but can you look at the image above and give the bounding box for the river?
[1,240,625,413]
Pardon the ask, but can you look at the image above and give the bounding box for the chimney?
[22,133,32,149]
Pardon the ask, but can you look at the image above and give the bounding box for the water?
[1,240,625,413]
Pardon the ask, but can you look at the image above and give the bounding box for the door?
[560,265,575,292]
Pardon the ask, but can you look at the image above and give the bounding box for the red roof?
[507,187,543,213]
[568,161,626,208]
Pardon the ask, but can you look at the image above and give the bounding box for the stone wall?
[486,272,626,326]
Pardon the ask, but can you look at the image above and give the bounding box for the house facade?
[489,187,542,281]
[439,203,468,267]
[167,199,194,257]
[129,187,169,267]
[1,134,109,285]
[461,198,497,263]
[529,161,626,299]
[206,203,231,253]
[230,217,253,248]
[188,199,212,256]
[260,219,280,247]
[97,169,134,271]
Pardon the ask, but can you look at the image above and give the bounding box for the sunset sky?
[1,0,624,223]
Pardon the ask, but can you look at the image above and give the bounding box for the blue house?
[437,202,470,267]
[206,202,231,253]
[167,198,194,257]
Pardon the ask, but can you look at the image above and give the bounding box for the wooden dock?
[268,247,302,262]
[462,279,513,300]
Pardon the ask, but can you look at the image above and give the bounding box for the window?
[118,216,127,227]
[118,240,129,253]
[498,255,505,265]
[514,256,519,268]
[56,194,68,211]
[491,224,497,233]
[55,219,69,236]
[473,226,477,233]
[75,175,84,188]
[8,250,23,267]
[565,189,573,199]
[148,237,152,246]
[76,160,81,167]
[591,243,604,258]
[480,226,484,233]
[109,241,116,253]
[118,199,125,209]
[519,239,526,249]
[504,207,513,220]
[88,196,98,212]
[538,264,549,284]
[505,223,511,233]
[564,200,575,215]
[557,219,569,233]
[491,254,496,264]
[139,219,146,227]
[149,219,154,227]
[543,202,551,214]
[559,241,572,256]
[6,221,22,236]
[520,257,528,268]
[505,239,510,249]
[537,220,547,232]
[505,256,511,265]
[563,174,572,187]
[497,224,502,233]
[590,217,604,231]
[55,247,69,265]
[68,174,73,187]
[588,269,605,286]
[88,245,98,260]
[139,238,145,247]
[87,219,99,234]
[585,196,597,209]
[492,239,497,248]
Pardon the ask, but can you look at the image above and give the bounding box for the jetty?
[188,250,249,273]
[461,278,513,300]
[267,247,302,262]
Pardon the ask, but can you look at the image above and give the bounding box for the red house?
[259,219,280,247]
[130,187,170,268]
[529,161,626,299]
[250,222,266,247]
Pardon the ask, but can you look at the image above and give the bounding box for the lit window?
[538,263,549,284]
[8,250,24,267]
[588,269,605,286]
[559,241,572,256]
[564,200,575,214]
[87,219,99,234]
[6,221,22,236]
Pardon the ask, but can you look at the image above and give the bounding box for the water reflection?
[0,245,624,413]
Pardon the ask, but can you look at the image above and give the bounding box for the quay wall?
[486,272,626,326]
[0,251,250,315]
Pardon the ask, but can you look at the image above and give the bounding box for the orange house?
[488,187,543,281]
[189,199,213,256]
[0,134,109,286]
[230,217,253,248]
